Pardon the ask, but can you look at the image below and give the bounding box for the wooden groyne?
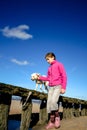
[0,82,87,130]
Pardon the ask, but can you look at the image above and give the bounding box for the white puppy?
[31,73,49,92]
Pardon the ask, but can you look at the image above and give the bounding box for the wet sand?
[32,116,87,130]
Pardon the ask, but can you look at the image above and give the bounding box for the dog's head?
[31,73,39,81]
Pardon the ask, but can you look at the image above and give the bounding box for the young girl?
[37,52,67,129]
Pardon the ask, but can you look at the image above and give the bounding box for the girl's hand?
[60,89,65,94]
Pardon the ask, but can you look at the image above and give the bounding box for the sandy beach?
[32,116,87,130]
[9,100,87,130]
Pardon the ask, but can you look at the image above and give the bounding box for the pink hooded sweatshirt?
[39,60,67,90]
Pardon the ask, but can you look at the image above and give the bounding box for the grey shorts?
[47,85,61,113]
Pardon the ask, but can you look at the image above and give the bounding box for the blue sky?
[0,0,87,100]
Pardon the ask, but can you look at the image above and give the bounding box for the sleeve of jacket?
[59,63,67,90]
[39,75,49,81]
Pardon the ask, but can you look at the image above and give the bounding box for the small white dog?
[31,73,49,92]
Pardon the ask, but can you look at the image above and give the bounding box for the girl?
[37,52,67,129]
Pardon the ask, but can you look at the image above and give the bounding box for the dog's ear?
[36,73,40,76]
[31,73,36,76]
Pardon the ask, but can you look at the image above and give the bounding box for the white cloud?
[0,25,33,40]
[11,58,29,65]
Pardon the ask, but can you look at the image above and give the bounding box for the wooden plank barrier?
[0,82,87,130]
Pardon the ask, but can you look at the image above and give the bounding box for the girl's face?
[46,57,54,64]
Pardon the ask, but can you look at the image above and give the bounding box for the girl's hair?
[45,52,56,60]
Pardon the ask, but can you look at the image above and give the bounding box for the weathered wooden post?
[66,102,72,118]
[62,100,69,119]
[85,104,87,116]
[0,93,11,130]
[58,101,63,120]
[58,96,63,120]
[76,104,80,117]
[39,98,47,124]
[81,104,86,116]
[20,92,32,130]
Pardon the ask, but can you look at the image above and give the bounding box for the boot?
[54,110,60,128]
[46,114,55,129]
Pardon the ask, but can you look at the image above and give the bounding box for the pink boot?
[55,116,60,128]
[45,115,55,129]
[46,121,55,129]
